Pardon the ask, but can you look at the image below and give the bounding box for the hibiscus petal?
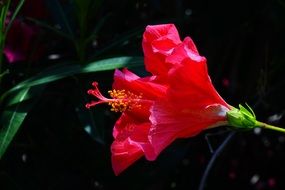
[113,113,149,140]
[113,112,157,159]
[111,139,143,176]
[143,24,181,44]
[183,36,199,54]
[142,24,182,78]
[129,122,157,161]
[111,113,157,175]
[151,36,179,55]
[112,69,167,99]
[149,102,203,156]
[168,58,230,110]
[149,102,229,156]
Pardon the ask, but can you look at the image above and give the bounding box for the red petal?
[111,139,143,176]
[113,113,157,160]
[149,102,202,155]
[112,113,157,175]
[182,36,199,54]
[113,113,150,140]
[168,58,230,110]
[166,37,205,65]
[143,24,181,45]
[149,102,229,156]
[129,121,157,161]
[112,69,167,99]
[142,24,181,77]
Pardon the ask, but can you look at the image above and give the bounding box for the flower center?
[108,89,142,112]
[86,82,142,112]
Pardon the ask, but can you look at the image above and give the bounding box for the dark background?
[1,0,285,189]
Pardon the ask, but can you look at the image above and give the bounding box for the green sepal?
[226,104,257,129]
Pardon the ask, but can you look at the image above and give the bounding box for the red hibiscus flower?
[86,69,167,175]
[86,24,231,175]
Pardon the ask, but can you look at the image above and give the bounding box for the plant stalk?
[256,121,285,133]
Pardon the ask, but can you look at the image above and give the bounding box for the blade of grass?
[4,0,25,35]
[0,0,11,73]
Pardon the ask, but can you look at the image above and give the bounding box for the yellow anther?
[107,89,142,112]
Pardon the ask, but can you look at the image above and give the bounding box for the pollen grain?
[108,89,142,112]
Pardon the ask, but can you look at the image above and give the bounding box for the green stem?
[75,38,86,64]
[256,121,285,133]
[0,0,10,73]
[0,9,8,84]
[0,36,5,73]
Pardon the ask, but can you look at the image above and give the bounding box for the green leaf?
[2,56,143,103]
[0,69,9,80]
[85,13,112,44]
[27,17,73,41]
[81,56,143,73]
[75,0,91,11]
[0,109,27,158]
[0,0,11,30]
[0,85,45,158]
[0,89,29,158]
[45,0,74,37]
[90,27,144,58]
[74,0,91,21]
[0,0,10,68]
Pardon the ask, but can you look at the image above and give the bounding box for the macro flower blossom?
[86,24,232,175]
[143,24,231,156]
[86,69,167,175]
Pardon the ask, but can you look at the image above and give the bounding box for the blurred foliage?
[0,0,285,190]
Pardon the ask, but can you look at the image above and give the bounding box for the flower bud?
[227,104,257,129]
